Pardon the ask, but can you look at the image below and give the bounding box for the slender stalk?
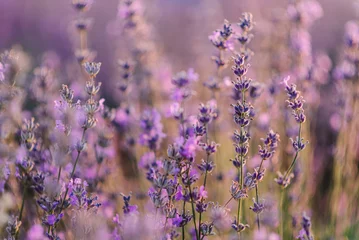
[254,159,264,230]
[18,188,26,222]
[198,124,209,239]
[57,167,62,182]
[188,186,199,240]
[182,200,186,240]
[237,154,243,225]
[15,187,27,239]
[280,189,285,240]
[283,123,302,180]
[224,197,233,208]
[59,127,87,211]
[255,186,260,230]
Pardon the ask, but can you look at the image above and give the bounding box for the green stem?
[255,159,264,230]
[224,197,233,208]
[57,167,62,182]
[189,186,199,240]
[255,186,260,230]
[18,188,26,222]
[280,189,285,240]
[182,200,186,240]
[283,123,302,180]
[59,127,87,211]
[15,187,27,239]
[237,154,243,225]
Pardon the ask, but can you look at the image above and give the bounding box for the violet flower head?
[231,219,250,233]
[172,68,198,88]
[83,62,101,78]
[274,171,294,189]
[287,0,323,27]
[259,130,280,161]
[171,68,198,101]
[177,136,198,160]
[0,162,10,193]
[21,118,39,151]
[74,17,93,31]
[296,213,314,240]
[209,20,234,51]
[284,77,306,124]
[139,108,166,151]
[197,101,218,125]
[249,198,265,214]
[238,12,255,32]
[121,193,138,215]
[0,62,6,82]
[5,216,22,239]
[68,178,101,210]
[72,0,94,12]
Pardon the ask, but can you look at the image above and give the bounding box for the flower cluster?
[3,1,354,239]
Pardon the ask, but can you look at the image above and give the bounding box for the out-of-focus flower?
[139,108,166,151]
[26,224,45,240]
[72,0,94,12]
[71,209,110,240]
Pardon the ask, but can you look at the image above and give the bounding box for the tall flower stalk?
[251,130,280,230]
[275,76,307,239]
[55,62,102,234]
[229,12,255,237]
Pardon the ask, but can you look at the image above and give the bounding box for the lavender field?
[0,0,358,239]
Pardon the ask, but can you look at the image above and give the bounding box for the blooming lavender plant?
[1,1,359,239]
[229,12,255,235]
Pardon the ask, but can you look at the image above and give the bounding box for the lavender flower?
[83,62,102,78]
[139,108,166,151]
[296,213,314,240]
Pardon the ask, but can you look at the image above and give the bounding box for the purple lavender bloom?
[68,178,101,210]
[42,213,63,226]
[296,213,313,240]
[238,12,254,31]
[250,198,265,214]
[173,212,192,227]
[121,193,138,215]
[72,0,94,12]
[0,62,5,81]
[274,171,294,188]
[0,162,10,193]
[231,219,250,233]
[176,136,198,160]
[139,152,158,170]
[139,108,166,151]
[171,68,198,88]
[197,159,215,173]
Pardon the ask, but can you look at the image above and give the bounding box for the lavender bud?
[83,62,101,78]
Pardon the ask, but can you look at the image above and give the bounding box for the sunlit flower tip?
[83,62,101,78]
